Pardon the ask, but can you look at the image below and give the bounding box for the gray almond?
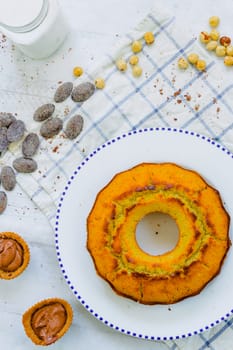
[0,112,16,128]
[0,166,16,191]
[0,127,9,152]
[54,82,73,103]
[65,115,84,139]
[22,133,40,157]
[71,82,95,102]
[40,117,63,139]
[33,103,55,122]
[7,120,25,142]
[0,191,7,214]
[13,157,37,173]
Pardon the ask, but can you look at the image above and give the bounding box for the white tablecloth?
[1,1,233,349]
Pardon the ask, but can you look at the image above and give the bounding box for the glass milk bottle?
[0,0,69,59]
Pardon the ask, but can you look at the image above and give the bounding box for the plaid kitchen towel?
[1,5,233,350]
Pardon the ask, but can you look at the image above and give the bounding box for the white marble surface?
[0,0,233,349]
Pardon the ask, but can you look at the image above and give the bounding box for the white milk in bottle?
[0,0,68,59]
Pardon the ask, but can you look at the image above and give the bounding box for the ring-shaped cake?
[87,163,230,304]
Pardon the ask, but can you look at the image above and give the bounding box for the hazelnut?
[206,40,218,51]
[219,36,231,47]
[187,53,199,64]
[224,56,233,66]
[129,55,139,65]
[132,65,143,77]
[177,57,189,69]
[209,16,220,28]
[73,66,83,77]
[215,45,226,57]
[226,45,233,56]
[199,31,211,44]
[131,40,142,53]
[116,58,127,72]
[210,29,219,41]
[144,32,155,45]
[95,78,105,89]
[196,59,206,71]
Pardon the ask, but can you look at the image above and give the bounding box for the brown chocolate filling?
[31,303,67,345]
[0,238,23,272]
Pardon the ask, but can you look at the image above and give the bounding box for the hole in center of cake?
[135,212,179,255]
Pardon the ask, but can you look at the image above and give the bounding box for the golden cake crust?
[0,231,30,280]
[22,298,73,346]
[87,162,231,305]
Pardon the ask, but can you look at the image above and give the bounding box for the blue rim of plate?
[54,127,233,341]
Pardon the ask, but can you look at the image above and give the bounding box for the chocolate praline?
[0,231,30,279]
[22,298,73,346]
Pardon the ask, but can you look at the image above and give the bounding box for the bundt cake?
[87,163,230,304]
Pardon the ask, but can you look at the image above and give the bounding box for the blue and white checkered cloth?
[1,6,233,349]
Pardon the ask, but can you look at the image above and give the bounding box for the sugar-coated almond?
[13,157,37,173]
[22,133,40,157]
[7,120,25,143]
[0,166,16,191]
[40,117,63,139]
[54,82,73,103]
[64,115,84,139]
[33,104,55,122]
[71,82,95,102]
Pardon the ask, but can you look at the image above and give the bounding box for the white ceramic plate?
[55,127,233,341]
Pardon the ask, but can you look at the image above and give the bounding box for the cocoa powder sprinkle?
[174,89,181,97]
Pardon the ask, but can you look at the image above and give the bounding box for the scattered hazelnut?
[187,53,199,64]
[143,32,155,45]
[73,66,83,77]
[226,45,233,56]
[131,40,142,53]
[215,45,226,57]
[199,31,211,44]
[206,40,218,51]
[116,58,127,72]
[224,56,233,66]
[209,16,220,28]
[196,59,206,71]
[129,55,139,65]
[177,57,189,69]
[219,36,231,47]
[132,65,143,77]
[210,29,220,41]
[95,78,105,89]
